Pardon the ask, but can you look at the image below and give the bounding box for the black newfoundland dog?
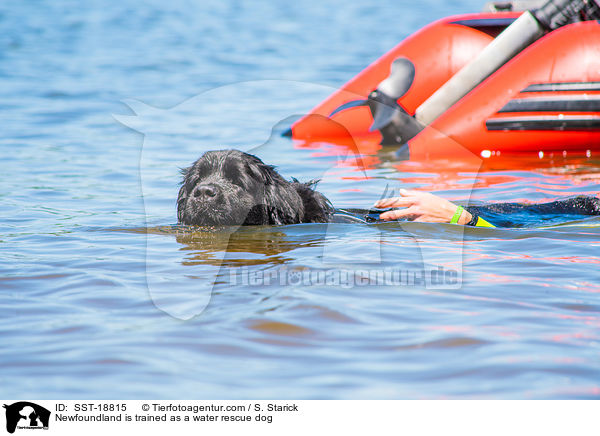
[177,149,600,228]
[177,150,333,226]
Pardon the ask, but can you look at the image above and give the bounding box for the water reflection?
[143,225,326,267]
[177,226,323,267]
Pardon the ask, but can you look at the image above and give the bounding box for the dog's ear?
[247,181,302,225]
[179,165,192,182]
[292,180,333,223]
[176,184,188,223]
[245,160,280,185]
[260,164,278,185]
[176,166,191,223]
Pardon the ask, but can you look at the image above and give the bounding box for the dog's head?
[177,149,316,226]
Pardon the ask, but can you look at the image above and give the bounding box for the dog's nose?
[193,184,217,198]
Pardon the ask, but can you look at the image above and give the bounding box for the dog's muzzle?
[192,183,219,200]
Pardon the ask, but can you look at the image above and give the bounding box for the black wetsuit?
[465,196,600,227]
[337,196,600,227]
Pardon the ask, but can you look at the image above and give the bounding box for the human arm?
[374,189,494,227]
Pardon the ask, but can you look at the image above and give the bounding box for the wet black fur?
[177,150,333,226]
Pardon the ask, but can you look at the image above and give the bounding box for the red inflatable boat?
[287,0,600,164]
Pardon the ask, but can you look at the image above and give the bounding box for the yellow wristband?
[450,205,464,224]
[475,217,495,227]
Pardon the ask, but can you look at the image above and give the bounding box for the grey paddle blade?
[370,57,416,133]
[369,100,399,132]
[329,99,369,117]
[368,89,425,143]
[377,57,415,99]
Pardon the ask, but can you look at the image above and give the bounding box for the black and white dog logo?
[3,402,50,434]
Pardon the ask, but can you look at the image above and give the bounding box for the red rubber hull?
[289,12,600,164]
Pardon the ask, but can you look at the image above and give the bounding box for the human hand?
[374,189,472,224]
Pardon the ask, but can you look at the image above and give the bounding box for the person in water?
[374,189,600,227]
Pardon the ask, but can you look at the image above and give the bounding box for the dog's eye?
[185,174,200,190]
[221,160,245,186]
[225,172,245,187]
[193,164,210,181]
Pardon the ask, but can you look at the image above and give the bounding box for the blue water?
[2,0,600,399]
